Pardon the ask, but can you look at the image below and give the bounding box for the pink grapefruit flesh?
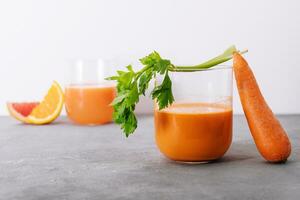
[7,102,39,123]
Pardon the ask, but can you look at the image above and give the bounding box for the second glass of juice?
[154,66,233,163]
[65,59,116,125]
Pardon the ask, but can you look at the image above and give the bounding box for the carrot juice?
[65,84,116,125]
[155,102,232,162]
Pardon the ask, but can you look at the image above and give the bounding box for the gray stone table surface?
[0,115,299,200]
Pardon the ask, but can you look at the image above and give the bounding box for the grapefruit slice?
[7,102,39,123]
[7,81,64,124]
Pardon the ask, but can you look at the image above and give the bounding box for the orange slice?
[27,81,64,124]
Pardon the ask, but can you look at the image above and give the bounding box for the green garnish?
[107,45,247,137]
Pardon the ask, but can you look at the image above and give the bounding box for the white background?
[0,0,299,115]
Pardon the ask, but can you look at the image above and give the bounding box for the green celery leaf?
[151,73,174,110]
[138,69,153,95]
[111,92,128,106]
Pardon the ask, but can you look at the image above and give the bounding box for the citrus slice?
[7,102,39,123]
[7,81,64,124]
[27,81,64,124]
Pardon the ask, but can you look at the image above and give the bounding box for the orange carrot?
[233,53,291,162]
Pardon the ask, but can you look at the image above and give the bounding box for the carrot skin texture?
[233,53,291,162]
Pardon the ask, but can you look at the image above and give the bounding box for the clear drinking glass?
[154,66,233,163]
[65,59,116,125]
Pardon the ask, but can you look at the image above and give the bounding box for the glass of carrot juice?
[154,66,233,163]
[65,59,116,125]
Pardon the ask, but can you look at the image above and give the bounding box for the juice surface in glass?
[65,84,116,125]
[155,102,232,162]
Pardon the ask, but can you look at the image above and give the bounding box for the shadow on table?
[161,142,256,166]
[163,142,297,166]
[15,119,116,127]
[15,121,66,126]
